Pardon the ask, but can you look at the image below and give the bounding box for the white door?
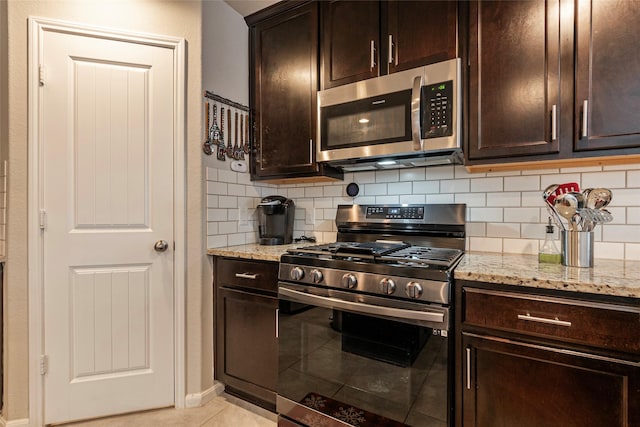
[41,28,175,424]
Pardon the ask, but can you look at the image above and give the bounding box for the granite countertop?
[207,242,309,262]
[207,244,640,299]
[456,252,640,299]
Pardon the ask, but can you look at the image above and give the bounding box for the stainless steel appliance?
[277,204,466,427]
[317,59,462,171]
[257,195,295,245]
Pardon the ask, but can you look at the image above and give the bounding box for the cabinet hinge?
[40,354,49,375]
[39,65,45,86]
[40,209,47,230]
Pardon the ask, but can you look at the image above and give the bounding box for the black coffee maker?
[257,195,295,245]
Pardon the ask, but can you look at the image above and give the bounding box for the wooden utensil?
[216,107,226,161]
[202,102,213,155]
[244,113,250,154]
[239,114,245,160]
[226,109,234,157]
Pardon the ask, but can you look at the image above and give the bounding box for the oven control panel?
[365,206,424,220]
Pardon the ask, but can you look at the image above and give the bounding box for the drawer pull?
[235,273,258,280]
[517,313,571,327]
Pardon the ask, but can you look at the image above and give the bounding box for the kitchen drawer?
[463,287,640,355]
[215,257,278,294]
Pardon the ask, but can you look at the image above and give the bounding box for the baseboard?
[1,418,29,427]
[184,381,225,408]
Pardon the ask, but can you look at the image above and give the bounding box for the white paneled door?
[41,28,175,424]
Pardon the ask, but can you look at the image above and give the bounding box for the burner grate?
[378,246,463,267]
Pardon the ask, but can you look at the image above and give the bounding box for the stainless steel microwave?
[317,58,462,171]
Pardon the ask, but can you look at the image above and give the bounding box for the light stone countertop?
[456,252,640,299]
[207,244,640,299]
[207,243,310,262]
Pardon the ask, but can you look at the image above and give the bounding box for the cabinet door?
[385,1,457,74]
[252,3,319,178]
[462,333,640,427]
[216,287,278,406]
[321,0,379,89]
[467,1,561,161]
[575,0,640,152]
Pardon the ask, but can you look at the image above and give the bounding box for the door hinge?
[40,354,49,375]
[39,209,47,230]
[39,65,45,86]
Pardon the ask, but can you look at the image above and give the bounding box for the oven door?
[277,282,452,427]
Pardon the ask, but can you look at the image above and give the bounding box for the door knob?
[154,240,169,252]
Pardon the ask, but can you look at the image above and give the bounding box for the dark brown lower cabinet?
[462,333,640,427]
[215,257,279,411]
[456,281,640,427]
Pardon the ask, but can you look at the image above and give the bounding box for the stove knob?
[290,267,305,281]
[341,273,357,289]
[406,281,423,299]
[380,278,396,295]
[310,269,324,283]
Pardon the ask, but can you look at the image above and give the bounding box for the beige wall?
[4,0,209,422]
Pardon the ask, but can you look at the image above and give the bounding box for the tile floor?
[59,393,277,427]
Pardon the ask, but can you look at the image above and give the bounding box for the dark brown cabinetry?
[466,0,560,160]
[574,0,640,152]
[321,0,457,89]
[247,2,342,182]
[455,281,640,427]
[214,257,279,411]
[466,0,640,166]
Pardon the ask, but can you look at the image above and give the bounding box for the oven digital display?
[366,206,424,219]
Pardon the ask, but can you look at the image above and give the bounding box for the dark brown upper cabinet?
[321,0,458,90]
[574,0,640,152]
[466,0,561,161]
[248,2,342,182]
[466,0,640,167]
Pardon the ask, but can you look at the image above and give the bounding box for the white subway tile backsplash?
[594,241,625,260]
[400,168,426,182]
[504,176,540,192]
[486,192,521,207]
[582,171,626,189]
[376,169,399,183]
[626,243,640,260]
[400,194,426,204]
[388,182,412,194]
[628,170,640,187]
[504,207,540,223]
[364,183,387,196]
[469,207,503,222]
[204,162,640,259]
[487,222,520,238]
[413,181,440,194]
[503,238,538,255]
[304,186,324,198]
[470,177,502,192]
[469,237,502,253]
[454,193,486,207]
[376,195,399,204]
[441,179,470,193]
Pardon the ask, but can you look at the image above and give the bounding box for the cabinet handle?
[551,104,557,141]
[235,273,258,280]
[517,313,571,327]
[388,34,394,65]
[370,40,376,70]
[466,347,471,390]
[275,308,279,338]
[581,100,589,138]
[309,139,313,162]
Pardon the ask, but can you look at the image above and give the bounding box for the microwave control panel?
[421,80,453,139]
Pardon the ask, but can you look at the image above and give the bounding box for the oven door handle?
[279,286,445,325]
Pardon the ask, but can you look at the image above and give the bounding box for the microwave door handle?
[411,75,423,151]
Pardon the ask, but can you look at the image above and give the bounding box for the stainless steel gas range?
[277,204,466,427]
